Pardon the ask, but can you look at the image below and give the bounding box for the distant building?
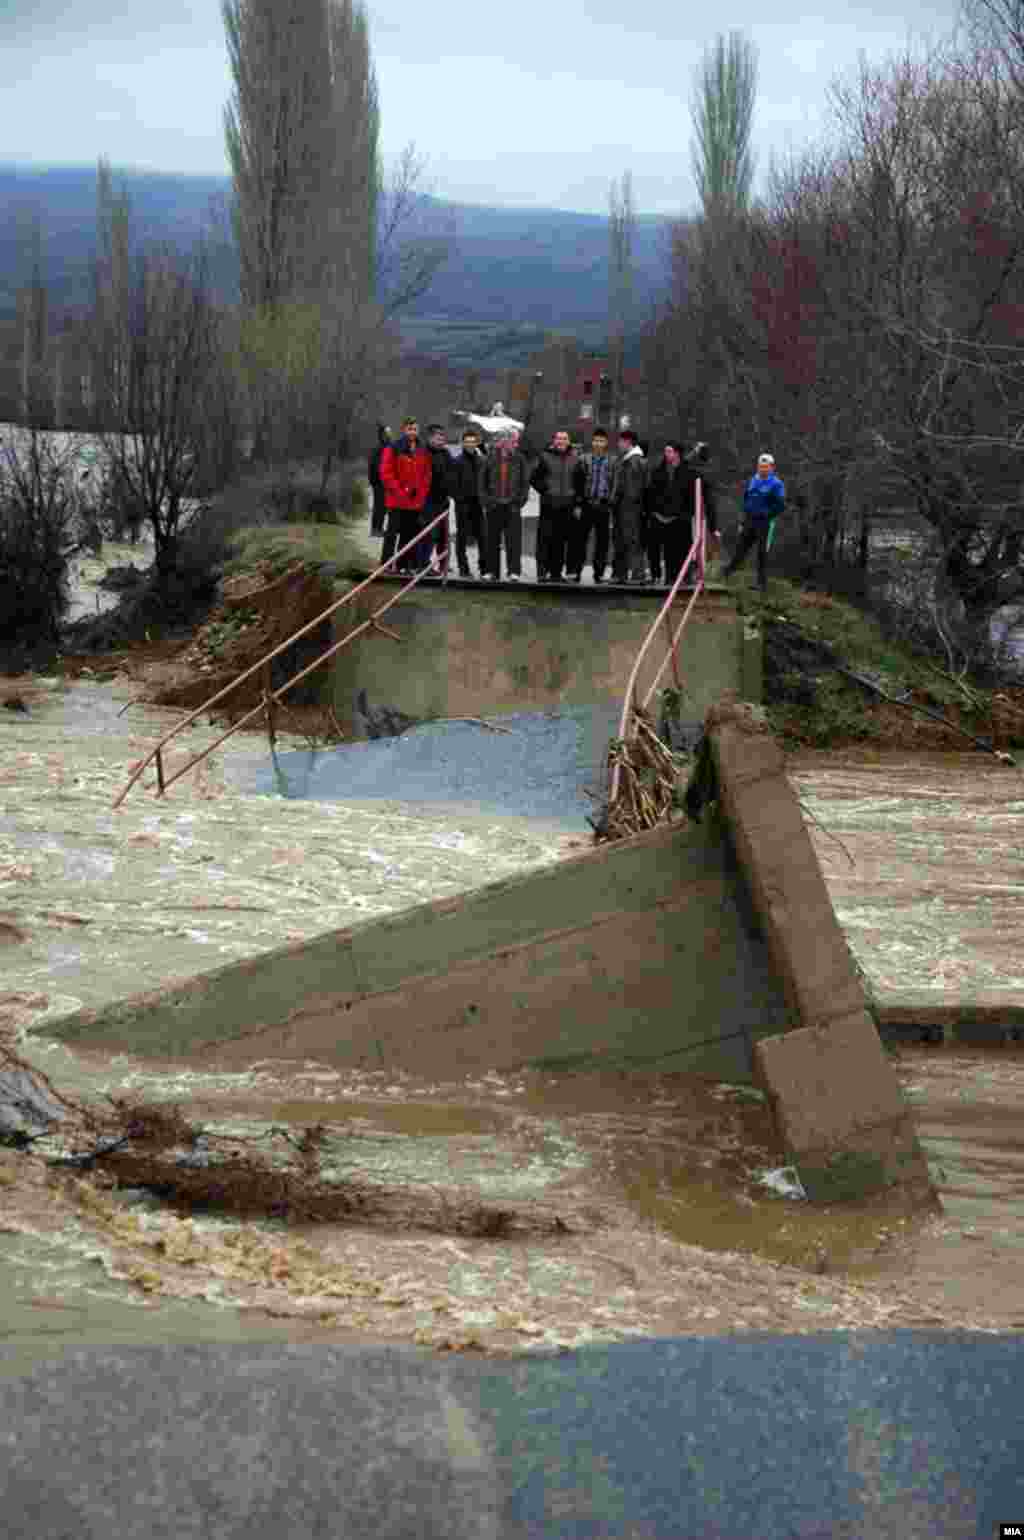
[503,345,643,441]
[569,358,642,436]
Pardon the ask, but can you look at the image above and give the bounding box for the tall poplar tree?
[18,212,49,427]
[223,0,333,311]
[223,0,379,464]
[608,169,636,428]
[690,31,759,219]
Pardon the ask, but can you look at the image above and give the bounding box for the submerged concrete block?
[752,1012,905,1152]
[752,1014,933,1204]
[794,1119,935,1206]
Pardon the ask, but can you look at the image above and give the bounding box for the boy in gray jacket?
[611,428,648,584]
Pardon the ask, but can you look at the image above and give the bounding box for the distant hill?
[0,163,670,364]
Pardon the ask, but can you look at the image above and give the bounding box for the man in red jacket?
[379,416,432,573]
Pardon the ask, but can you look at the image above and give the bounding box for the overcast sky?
[1,0,957,215]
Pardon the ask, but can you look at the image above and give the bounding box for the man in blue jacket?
[724,452,785,591]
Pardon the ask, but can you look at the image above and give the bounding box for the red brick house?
[570,358,643,436]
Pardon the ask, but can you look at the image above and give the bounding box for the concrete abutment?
[329,579,747,737]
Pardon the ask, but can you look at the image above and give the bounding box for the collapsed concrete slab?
[39,812,794,1083]
[37,697,933,1205]
[705,701,935,1206]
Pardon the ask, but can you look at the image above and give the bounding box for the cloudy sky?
[1,0,956,214]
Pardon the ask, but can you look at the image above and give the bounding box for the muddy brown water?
[3,1041,1024,1372]
[3,685,1024,1364]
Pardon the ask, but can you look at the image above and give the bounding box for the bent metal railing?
[111,510,452,808]
[608,480,707,806]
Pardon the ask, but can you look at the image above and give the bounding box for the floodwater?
[3,1041,1023,1374]
[247,707,621,829]
[2,679,1024,1365]
[788,750,1024,1016]
[0,678,576,1025]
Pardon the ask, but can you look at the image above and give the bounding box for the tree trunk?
[318,449,335,502]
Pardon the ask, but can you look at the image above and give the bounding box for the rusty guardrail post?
[263,661,276,747]
[112,508,451,809]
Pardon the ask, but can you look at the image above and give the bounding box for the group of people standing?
[531,428,717,586]
[368,419,786,591]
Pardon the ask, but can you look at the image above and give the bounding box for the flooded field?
[2,679,1023,1366]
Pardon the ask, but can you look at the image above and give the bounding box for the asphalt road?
[0,1334,1020,1538]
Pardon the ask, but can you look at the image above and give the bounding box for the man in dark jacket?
[569,426,617,583]
[479,429,531,581]
[379,417,432,573]
[367,424,391,536]
[645,442,690,585]
[530,428,580,582]
[611,428,648,583]
[724,451,786,591]
[423,424,453,573]
[448,427,488,578]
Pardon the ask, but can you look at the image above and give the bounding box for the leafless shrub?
[0,425,81,644]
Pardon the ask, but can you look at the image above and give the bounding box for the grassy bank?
[224,520,373,586]
[727,571,1024,755]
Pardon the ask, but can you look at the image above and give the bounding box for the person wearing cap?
[724,452,786,591]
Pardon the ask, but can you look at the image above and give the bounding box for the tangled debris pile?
[0,1045,570,1244]
[590,701,690,842]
